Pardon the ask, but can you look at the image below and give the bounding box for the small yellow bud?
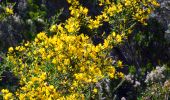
[93,88,98,93]
[5,7,14,15]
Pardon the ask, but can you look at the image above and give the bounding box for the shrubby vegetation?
[0,0,169,99]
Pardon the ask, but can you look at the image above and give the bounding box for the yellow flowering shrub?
[1,31,124,99]
[0,0,160,99]
[63,0,159,38]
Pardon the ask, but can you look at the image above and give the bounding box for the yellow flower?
[24,41,30,47]
[52,58,57,64]
[5,7,14,15]
[103,39,109,48]
[18,46,26,52]
[50,25,57,32]
[4,93,13,100]
[151,1,160,6]
[64,59,70,65]
[15,46,20,51]
[8,47,14,53]
[88,19,101,29]
[108,66,115,78]
[117,72,124,78]
[40,72,46,80]
[93,88,98,93]
[112,32,116,37]
[115,34,122,43]
[65,17,80,33]
[1,89,9,93]
[37,32,47,40]
[1,89,13,100]
[73,81,78,87]
[125,0,131,6]
[49,85,54,90]
[82,7,88,15]
[117,60,123,68]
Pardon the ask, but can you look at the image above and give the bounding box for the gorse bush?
[0,0,161,99]
[2,32,124,99]
[62,0,160,38]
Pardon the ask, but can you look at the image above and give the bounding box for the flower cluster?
[66,0,159,31]
[53,0,160,46]
[1,89,13,100]
[2,30,124,99]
